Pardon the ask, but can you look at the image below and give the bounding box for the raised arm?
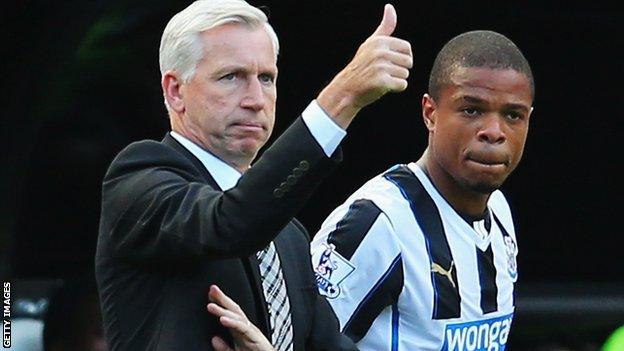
[317,4,413,128]
[99,4,413,266]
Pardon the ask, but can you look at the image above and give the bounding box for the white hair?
[159,0,279,84]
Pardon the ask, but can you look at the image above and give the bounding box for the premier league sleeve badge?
[312,243,356,298]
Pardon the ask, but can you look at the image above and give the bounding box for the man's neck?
[169,131,246,191]
[416,153,490,217]
[170,128,251,174]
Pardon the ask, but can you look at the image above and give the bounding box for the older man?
[95,0,412,350]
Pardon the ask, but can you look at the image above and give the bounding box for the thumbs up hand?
[372,3,397,37]
[317,4,413,129]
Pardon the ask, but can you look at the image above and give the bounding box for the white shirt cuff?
[301,100,346,157]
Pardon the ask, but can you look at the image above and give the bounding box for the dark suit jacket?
[95,118,356,350]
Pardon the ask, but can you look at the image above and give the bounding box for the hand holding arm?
[317,4,413,129]
[207,285,276,351]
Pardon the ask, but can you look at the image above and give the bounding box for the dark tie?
[256,242,294,351]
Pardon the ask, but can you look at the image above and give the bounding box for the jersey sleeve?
[310,198,403,343]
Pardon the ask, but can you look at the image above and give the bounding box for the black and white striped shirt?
[311,163,518,351]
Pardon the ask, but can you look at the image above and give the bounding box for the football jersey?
[310,163,519,351]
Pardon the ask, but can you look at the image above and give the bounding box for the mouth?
[230,122,265,132]
[465,153,509,169]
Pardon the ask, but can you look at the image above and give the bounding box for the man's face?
[424,66,533,194]
[179,23,277,168]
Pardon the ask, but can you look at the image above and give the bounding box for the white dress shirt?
[170,100,346,190]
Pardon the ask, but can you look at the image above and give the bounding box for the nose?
[477,114,506,144]
[240,77,266,111]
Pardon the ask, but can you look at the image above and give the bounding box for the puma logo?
[431,261,456,288]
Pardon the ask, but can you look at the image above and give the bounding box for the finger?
[219,315,252,333]
[384,76,408,92]
[211,336,234,351]
[207,302,241,321]
[387,65,410,80]
[209,285,243,313]
[386,37,413,57]
[372,4,397,37]
[365,36,412,57]
[383,50,413,69]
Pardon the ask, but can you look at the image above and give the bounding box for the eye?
[258,73,275,85]
[219,73,236,81]
[505,111,523,121]
[461,107,481,117]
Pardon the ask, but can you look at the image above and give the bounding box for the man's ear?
[162,71,185,114]
[422,94,437,132]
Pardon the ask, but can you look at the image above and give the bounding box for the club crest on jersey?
[503,236,518,280]
[312,243,355,298]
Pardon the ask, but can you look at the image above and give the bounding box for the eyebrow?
[213,64,277,77]
[214,64,247,74]
[457,95,530,112]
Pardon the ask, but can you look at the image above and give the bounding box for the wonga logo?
[441,313,513,351]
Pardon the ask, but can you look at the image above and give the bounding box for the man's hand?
[207,285,276,351]
[317,3,413,129]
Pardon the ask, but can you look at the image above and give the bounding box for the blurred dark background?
[1,1,622,350]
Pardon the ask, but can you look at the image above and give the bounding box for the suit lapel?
[162,132,272,336]
[245,252,272,336]
[162,133,220,189]
[273,226,306,349]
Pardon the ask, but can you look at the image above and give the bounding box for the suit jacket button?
[286,175,297,185]
[273,188,284,198]
[293,168,303,177]
[298,160,309,171]
[280,182,290,192]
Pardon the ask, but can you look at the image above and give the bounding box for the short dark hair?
[428,30,534,100]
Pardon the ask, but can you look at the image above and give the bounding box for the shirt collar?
[170,131,241,191]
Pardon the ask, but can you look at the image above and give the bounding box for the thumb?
[372,4,397,37]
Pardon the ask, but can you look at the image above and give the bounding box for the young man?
[95,0,411,350]
[311,30,534,350]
